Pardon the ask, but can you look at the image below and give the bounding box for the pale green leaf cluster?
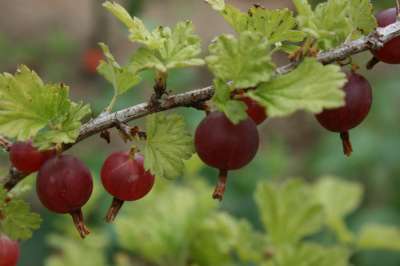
[97,42,141,98]
[255,179,324,245]
[115,181,219,266]
[0,66,90,149]
[206,32,275,88]
[206,0,304,47]
[0,187,41,240]
[130,21,205,73]
[45,234,108,266]
[263,244,350,266]
[357,224,400,251]
[104,1,204,73]
[144,113,195,179]
[293,0,377,50]
[313,176,363,243]
[248,58,346,117]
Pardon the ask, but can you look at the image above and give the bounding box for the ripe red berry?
[0,234,19,266]
[239,96,268,125]
[375,8,400,64]
[101,152,155,222]
[9,141,55,173]
[195,112,259,200]
[83,48,104,74]
[37,155,93,238]
[315,72,372,156]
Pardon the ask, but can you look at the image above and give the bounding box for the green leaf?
[45,233,108,266]
[314,176,363,218]
[272,243,350,266]
[247,6,305,44]
[204,0,225,11]
[144,113,194,179]
[211,79,248,124]
[357,224,400,251]
[313,176,362,243]
[191,213,242,266]
[0,187,42,240]
[347,0,377,39]
[216,4,304,47]
[255,179,324,245]
[221,5,248,33]
[0,66,91,149]
[97,43,141,96]
[103,1,161,49]
[248,58,346,117]
[206,32,275,88]
[130,21,204,73]
[293,0,376,50]
[115,182,217,266]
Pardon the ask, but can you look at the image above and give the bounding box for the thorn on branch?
[149,71,168,110]
[100,130,111,143]
[113,120,146,142]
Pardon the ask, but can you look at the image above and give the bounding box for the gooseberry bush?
[0,0,400,265]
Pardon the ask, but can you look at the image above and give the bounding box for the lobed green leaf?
[97,42,141,97]
[0,187,42,240]
[248,58,346,117]
[0,66,91,149]
[255,179,324,245]
[206,32,275,88]
[144,113,195,179]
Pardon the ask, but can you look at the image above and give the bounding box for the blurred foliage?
[39,157,400,266]
[0,1,399,266]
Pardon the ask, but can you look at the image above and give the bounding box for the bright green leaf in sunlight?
[144,113,194,179]
[45,234,108,266]
[313,176,362,243]
[255,179,324,245]
[204,0,225,11]
[212,79,248,124]
[0,65,91,149]
[206,32,275,88]
[293,0,376,50]
[0,187,41,240]
[265,243,350,266]
[97,43,141,96]
[357,224,400,251]
[115,182,218,266]
[130,21,204,73]
[248,58,346,117]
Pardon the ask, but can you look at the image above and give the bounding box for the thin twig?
[0,136,11,152]
[2,21,400,191]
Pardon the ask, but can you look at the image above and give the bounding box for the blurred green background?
[0,0,400,265]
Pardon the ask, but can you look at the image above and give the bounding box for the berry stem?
[70,209,90,238]
[105,197,125,223]
[396,0,400,18]
[340,131,353,157]
[212,169,228,201]
[366,56,380,70]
